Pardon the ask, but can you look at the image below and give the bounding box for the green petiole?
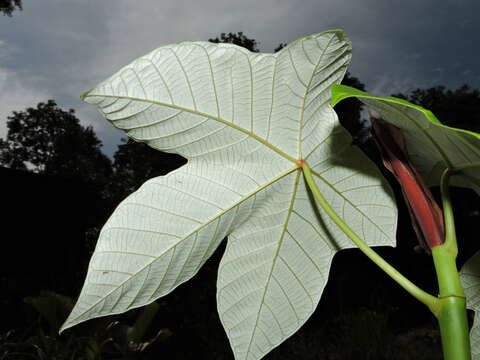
[301,161,441,315]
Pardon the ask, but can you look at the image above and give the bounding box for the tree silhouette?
[0,100,112,185]
[208,31,259,52]
[393,85,480,134]
[0,0,21,16]
[274,43,287,52]
[335,72,368,141]
[109,139,186,203]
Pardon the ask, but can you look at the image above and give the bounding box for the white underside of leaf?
[217,166,395,359]
[63,158,294,329]
[64,30,398,360]
[460,251,480,359]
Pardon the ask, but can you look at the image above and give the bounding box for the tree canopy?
[0,0,21,16]
[109,139,186,202]
[208,31,259,52]
[335,72,367,140]
[0,100,112,185]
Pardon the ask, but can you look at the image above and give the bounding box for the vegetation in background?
[0,100,112,186]
[0,0,21,16]
[0,32,479,359]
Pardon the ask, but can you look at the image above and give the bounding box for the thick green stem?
[432,246,470,360]
[440,169,458,254]
[301,163,440,314]
[431,170,470,359]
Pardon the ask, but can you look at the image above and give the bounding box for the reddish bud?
[371,118,444,251]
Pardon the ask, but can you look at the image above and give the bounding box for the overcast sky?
[1,0,479,156]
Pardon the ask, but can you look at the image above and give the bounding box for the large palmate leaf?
[332,85,480,193]
[62,30,397,359]
[460,251,480,359]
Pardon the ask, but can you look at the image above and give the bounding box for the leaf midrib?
[63,165,299,329]
[245,170,302,358]
[84,93,298,164]
[297,33,336,159]
[364,98,454,168]
[374,99,480,177]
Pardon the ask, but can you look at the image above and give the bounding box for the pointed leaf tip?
[79,90,90,101]
[331,84,367,107]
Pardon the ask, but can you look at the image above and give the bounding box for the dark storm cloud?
[0,1,110,88]
[329,0,480,94]
[0,0,478,155]
[0,0,120,152]
[245,0,480,94]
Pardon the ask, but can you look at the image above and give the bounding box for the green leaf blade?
[332,84,480,193]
